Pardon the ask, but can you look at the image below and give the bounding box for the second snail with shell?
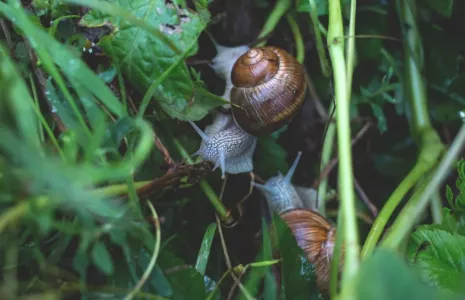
[255,152,344,292]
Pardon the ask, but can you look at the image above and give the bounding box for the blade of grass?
[0,43,41,151]
[195,223,217,276]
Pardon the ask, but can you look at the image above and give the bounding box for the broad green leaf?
[406,228,465,293]
[357,249,462,300]
[91,241,115,275]
[80,0,225,120]
[421,0,454,18]
[273,214,323,300]
[254,137,289,179]
[158,250,207,300]
[195,223,217,276]
[137,248,173,297]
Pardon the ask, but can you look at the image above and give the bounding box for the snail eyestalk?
[188,120,212,143]
[284,151,302,183]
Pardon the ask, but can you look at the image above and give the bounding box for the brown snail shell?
[230,47,307,136]
[280,208,344,292]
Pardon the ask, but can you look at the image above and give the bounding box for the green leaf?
[421,0,454,18]
[195,223,217,276]
[357,249,462,300]
[254,136,289,179]
[158,250,207,300]
[0,43,41,150]
[407,228,465,293]
[0,1,125,119]
[273,214,323,300]
[91,241,115,275]
[79,0,225,120]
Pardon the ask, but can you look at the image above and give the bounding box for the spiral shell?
[230,47,307,136]
[280,208,343,292]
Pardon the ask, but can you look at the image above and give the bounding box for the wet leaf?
[80,0,225,121]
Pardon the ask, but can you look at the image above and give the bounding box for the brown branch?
[354,176,378,217]
[129,160,214,200]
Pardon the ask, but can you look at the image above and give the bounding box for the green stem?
[308,0,330,77]
[345,0,357,97]
[381,123,465,248]
[360,160,427,258]
[256,0,291,47]
[361,0,445,259]
[330,208,343,298]
[286,13,305,64]
[430,191,443,224]
[317,103,336,216]
[327,0,360,289]
[399,0,431,136]
[172,138,232,224]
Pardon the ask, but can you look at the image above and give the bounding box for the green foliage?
[79,0,225,121]
[357,249,462,300]
[1,0,465,299]
[405,159,465,295]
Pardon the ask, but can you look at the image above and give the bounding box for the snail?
[230,47,307,136]
[188,111,257,179]
[254,152,343,291]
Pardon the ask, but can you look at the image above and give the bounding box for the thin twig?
[354,177,378,217]
[312,121,373,188]
[227,265,250,300]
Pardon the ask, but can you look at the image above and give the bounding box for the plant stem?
[327,0,360,290]
[361,0,445,259]
[317,103,336,216]
[430,191,443,224]
[171,137,232,224]
[345,0,357,97]
[381,123,465,248]
[256,0,291,47]
[286,13,304,64]
[399,0,430,136]
[308,0,330,77]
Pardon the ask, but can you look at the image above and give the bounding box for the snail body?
[230,47,307,136]
[189,112,257,179]
[254,152,343,292]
